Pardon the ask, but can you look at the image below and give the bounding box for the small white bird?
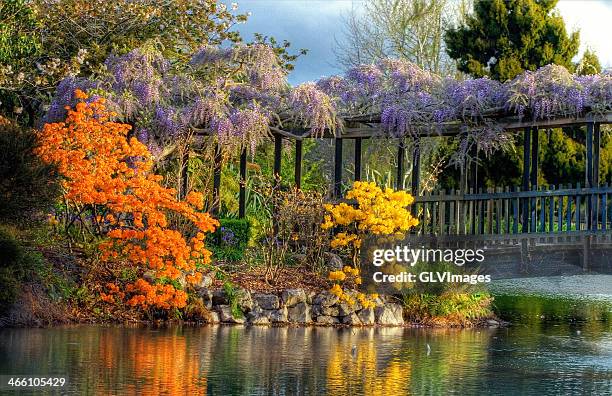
[351,345,358,358]
[426,343,431,356]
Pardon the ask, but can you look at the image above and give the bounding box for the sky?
[233,0,612,85]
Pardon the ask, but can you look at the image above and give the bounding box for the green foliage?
[0,0,39,63]
[0,267,19,313]
[576,49,602,76]
[445,0,580,81]
[0,119,59,222]
[207,218,251,262]
[403,292,493,324]
[223,281,243,319]
[0,227,22,268]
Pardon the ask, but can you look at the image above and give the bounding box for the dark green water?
[0,295,610,395]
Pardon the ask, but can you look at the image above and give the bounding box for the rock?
[246,308,271,325]
[216,305,245,324]
[281,289,307,307]
[357,308,375,325]
[267,306,288,323]
[316,315,339,325]
[486,319,500,327]
[288,302,311,323]
[313,305,340,317]
[324,252,344,270]
[198,275,213,289]
[306,291,317,304]
[342,313,361,325]
[253,293,280,310]
[208,311,220,323]
[338,301,361,316]
[375,303,404,326]
[197,288,213,309]
[212,290,228,306]
[236,289,254,313]
[312,292,339,307]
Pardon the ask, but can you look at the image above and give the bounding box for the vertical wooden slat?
[487,188,493,235]
[238,148,247,218]
[496,187,502,234]
[566,185,572,232]
[539,186,546,232]
[439,190,446,235]
[411,139,421,195]
[513,186,519,234]
[478,187,485,235]
[576,182,582,231]
[273,134,282,187]
[557,184,563,233]
[505,186,510,234]
[180,149,190,200]
[603,183,608,231]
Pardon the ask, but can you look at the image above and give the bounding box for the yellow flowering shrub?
[322,181,418,308]
[322,181,418,262]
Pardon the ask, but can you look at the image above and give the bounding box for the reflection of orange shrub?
[36,90,218,311]
[97,331,206,395]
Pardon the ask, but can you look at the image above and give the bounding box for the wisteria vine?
[45,44,611,161]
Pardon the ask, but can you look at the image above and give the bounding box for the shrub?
[36,91,218,312]
[207,218,251,262]
[0,268,20,313]
[0,117,59,222]
[0,228,22,268]
[403,292,493,326]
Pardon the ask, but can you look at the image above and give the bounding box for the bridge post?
[239,148,247,218]
[354,137,362,182]
[397,138,405,190]
[211,144,222,216]
[334,137,343,198]
[294,140,302,190]
[522,127,531,232]
[586,123,594,230]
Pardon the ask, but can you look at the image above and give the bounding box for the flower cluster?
[322,181,419,255]
[36,91,218,311]
[328,266,377,309]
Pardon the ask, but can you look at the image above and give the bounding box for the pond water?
[0,294,610,395]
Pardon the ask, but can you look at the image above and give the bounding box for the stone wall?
[197,288,405,326]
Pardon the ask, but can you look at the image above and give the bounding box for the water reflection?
[0,307,610,395]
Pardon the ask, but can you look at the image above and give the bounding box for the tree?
[576,49,602,76]
[334,0,452,74]
[445,0,580,81]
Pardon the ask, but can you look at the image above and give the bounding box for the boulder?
[212,290,229,306]
[312,292,339,307]
[253,293,280,310]
[267,306,288,323]
[197,288,213,309]
[357,308,375,325]
[236,289,254,313]
[375,303,404,326]
[313,305,340,317]
[281,289,307,308]
[198,275,213,289]
[342,313,362,325]
[216,305,245,324]
[208,311,220,323]
[287,302,311,323]
[338,301,361,316]
[246,308,271,325]
[316,315,339,325]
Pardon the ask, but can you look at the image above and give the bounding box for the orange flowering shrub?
[36,90,218,311]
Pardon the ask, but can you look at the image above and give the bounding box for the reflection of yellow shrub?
[327,337,411,394]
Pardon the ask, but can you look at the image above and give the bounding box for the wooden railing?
[413,184,612,236]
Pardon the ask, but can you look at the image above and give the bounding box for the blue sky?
[234,0,612,85]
